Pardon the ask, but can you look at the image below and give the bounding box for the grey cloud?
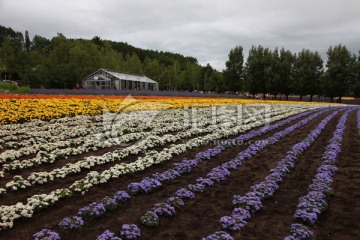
[0,0,359,70]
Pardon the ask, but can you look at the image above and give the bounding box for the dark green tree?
[266,47,281,99]
[292,49,323,101]
[167,61,180,90]
[31,35,51,55]
[201,63,214,91]
[0,38,18,79]
[24,30,31,52]
[125,53,143,74]
[350,51,360,98]
[223,46,244,93]
[45,33,72,88]
[278,48,295,100]
[322,44,352,102]
[178,62,200,91]
[143,57,163,81]
[101,41,123,70]
[91,36,104,47]
[244,45,272,99]
[211,70,225,93]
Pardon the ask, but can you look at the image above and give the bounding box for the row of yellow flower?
[0,95,329,125]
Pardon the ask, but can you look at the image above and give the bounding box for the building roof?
[83,68,158,84]
[102,69,158,84]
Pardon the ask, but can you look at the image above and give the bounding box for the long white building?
[82,68,159,91]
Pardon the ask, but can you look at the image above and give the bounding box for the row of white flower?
[0,105,262,171]
[0,105,326,230]
[0,105,239,163]
[1,103,293,174]
[0,122,99,162]
[0,115,95,144]
[1,105,304,195]
[3,105,278,191]
[1,103,329,149]
[0,108,186,151]
[0,105,221,148]
[0,188,72,230]
[0,108,194,162]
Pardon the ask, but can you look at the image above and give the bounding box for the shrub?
[0,82,31,93]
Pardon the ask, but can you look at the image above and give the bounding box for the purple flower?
[140,211,159,227]
[173,159,198,174]
[119,224,141,239]
[317,164,338,176]
[175,188,196,199]
[167,197,185,208]
[33,229,61,240]
[207,166,231,182]
[113,191,131,203]
[294,209,318,225]
[237,151,253,160]
[292,142,308,154]
[295,191,328,224]
[77,202,106,220]
[139,177,162,193]
[58,216,84,230]
[153,203,176,216]
[195,146,225,161]
[232,207,251,220]
[284,236,296,240]
[265,171,283,182]
[202,231,234,240]
[220,215,247,231]
[308,180,332,195]
[97,230,122,240]
[221,161,239,170]
[196,177,214,186]
[152,169,180,182]
[285,223,313,239]
[128,178,162,195]
[232,192,263,213]
[127,182,143,195]
[102,196,118,211]
[188,183,206,193]
[250,180,279,199]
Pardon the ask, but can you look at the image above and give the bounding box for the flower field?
[0,94,321,125]
[0,95,359,240]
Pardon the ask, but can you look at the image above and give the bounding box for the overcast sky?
[0,0,359,70]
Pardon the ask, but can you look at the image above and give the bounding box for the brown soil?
[0,108,359,240]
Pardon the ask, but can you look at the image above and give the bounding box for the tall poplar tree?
[322,44,353,102]
[223,46,244,93]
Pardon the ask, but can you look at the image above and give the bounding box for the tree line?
[224,45,360,102]
[1,25,360,102]
[0,25,222,91]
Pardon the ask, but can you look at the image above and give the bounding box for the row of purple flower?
[135,108,335,240]
[32,107,331,240]
[210,109,341,239]
[284,109,353,240]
